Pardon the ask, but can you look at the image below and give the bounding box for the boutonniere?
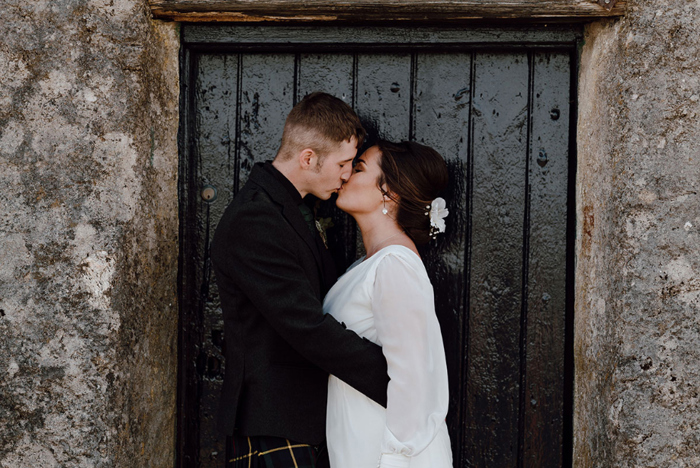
[315,217,334,249]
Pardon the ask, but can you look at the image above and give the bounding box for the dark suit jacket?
[211,162,389,444]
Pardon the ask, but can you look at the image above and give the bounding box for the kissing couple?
[211,92,453,468]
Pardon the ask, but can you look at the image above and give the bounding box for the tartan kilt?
[225,435,329,468]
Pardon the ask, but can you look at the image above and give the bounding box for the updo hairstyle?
[376,140,449,245]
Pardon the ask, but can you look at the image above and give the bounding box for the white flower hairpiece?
[428,197,449,239]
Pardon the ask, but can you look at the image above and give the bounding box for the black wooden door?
[179,25,579,468]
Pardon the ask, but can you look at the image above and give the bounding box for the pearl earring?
[382,198,388,215]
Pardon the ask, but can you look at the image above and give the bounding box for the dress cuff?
[378,452,411,468]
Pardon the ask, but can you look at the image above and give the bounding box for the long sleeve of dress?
[370,253,450,468]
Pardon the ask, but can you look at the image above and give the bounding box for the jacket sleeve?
[212,197,389,407]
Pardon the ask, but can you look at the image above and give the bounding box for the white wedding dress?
[324,245,453,468]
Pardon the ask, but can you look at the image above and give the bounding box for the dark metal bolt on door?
[178,24,579,468]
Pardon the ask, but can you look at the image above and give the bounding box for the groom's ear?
[298,148,316,170]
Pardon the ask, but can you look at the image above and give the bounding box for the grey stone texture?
[1,0,699,466]
[576,1,700,467]
[0,0,179,466]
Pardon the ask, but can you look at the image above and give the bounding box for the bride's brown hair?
[375,140,449,245]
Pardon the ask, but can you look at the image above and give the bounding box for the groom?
[211,92,389,467]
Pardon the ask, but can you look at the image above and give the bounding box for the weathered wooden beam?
[149,0,626,23]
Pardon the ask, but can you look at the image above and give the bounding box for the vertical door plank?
[413,52,472,463]
[194,53,239,467]
[297,54,358,270]
[522,52,570,468]
[298,53,354,104]
[465,52,529,467]
[196,53,239,239]
[354,53,411,257]
[355,54,411,141]
[238,54,296,187]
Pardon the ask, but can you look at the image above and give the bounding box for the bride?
[324,140,453,468]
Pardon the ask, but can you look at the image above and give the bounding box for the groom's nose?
[340,167,351,182]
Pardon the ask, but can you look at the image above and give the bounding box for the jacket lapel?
[247,165,326,280]
[281,203,325,271]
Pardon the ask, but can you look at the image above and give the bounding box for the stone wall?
[0,1,179,466]
[576,1,700,466]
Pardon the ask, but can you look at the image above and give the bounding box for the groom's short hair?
[276,92,366,164]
